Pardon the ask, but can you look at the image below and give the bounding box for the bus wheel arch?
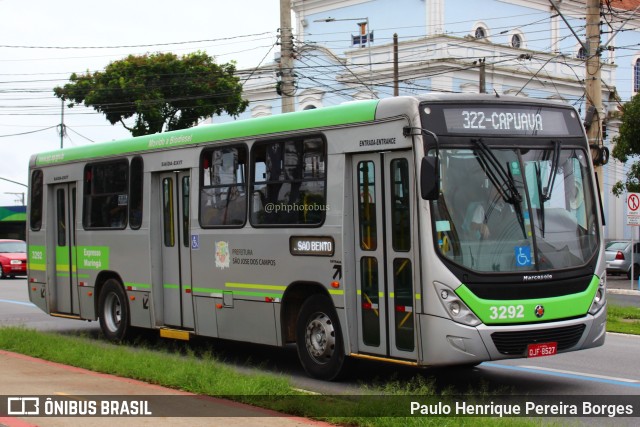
[293,292,346,381]
[96,273,131,341]
[281,281,329,343]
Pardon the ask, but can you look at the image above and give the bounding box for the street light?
[314,17,375,98]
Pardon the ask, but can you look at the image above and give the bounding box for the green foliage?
[611,94,640,196]
[54,52,249,136]
[0,328,538,425]
[606,304,640,335]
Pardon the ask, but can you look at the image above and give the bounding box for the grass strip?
[606,304,640,335]
[0,327,534,426]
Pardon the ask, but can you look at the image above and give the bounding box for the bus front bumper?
[418,305,607,367]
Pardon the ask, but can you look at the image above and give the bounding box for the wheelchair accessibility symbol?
[515,246,532,267]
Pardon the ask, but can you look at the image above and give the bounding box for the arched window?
[635,58,640,93]
[511,34,522,48]
[577,47,587,60]
[475,27,486,39]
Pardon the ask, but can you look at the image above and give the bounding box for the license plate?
[527,342,557,358]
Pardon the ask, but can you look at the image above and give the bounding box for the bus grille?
[491,324,586,355]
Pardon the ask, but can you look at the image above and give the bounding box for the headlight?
[434,281,481,327]
[588,275,606,315]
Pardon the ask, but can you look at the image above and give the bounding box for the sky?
[0,0,282,206]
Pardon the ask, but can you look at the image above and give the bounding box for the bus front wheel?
[296,294,346,381]
[98,279,131,341]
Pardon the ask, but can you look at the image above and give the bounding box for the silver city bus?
[27,94,606,380]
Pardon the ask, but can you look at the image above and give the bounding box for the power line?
[0,32,274,50]
[0,125,57,137]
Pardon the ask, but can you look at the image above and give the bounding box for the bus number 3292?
[489,305,525,320]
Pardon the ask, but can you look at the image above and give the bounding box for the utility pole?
[279,0,295,113]
[585,0,604,190]
[59,98,66,149]
[393,33,399,96]
[5,192,25,206]
[479,58,486,94]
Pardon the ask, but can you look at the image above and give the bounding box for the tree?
[54,52,249,136]
[611,94,640,196]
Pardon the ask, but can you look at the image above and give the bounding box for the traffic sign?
[627,193,640,226]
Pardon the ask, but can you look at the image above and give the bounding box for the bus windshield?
[431,146,598,273]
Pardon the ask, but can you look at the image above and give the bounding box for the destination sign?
[422,104,583,137]
[290,236,335,256]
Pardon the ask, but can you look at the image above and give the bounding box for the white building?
[225,0,640,240]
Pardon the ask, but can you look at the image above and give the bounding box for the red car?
[0,239,27,279]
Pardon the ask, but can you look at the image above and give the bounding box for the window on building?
[200,145,247,227]
[475,27,486,39]
[251,136,326,226]
[83,160,129,229]
[511,34,522,48]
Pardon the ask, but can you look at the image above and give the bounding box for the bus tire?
[296,294,346,381]
[98,279,130,341]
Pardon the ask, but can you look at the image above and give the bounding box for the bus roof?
[32,99,380,167]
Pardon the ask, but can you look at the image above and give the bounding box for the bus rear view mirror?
[420,156,439,200]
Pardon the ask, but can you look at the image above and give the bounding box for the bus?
[27,94,606,380]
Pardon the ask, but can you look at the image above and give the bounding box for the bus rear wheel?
[296,294,346,381]
[98,279,131,341]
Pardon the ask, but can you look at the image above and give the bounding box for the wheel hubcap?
[305,312,336,363]
[104,293,122,332]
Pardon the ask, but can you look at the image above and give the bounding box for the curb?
[607,288,640,296]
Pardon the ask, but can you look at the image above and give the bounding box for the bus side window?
[129,157,144,229]
[83,160,129,230]
[30,170,44,231]
[251,136,326,226]
[199,145,247,227]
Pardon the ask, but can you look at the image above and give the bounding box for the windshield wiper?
[472,138,521,205]
[472,138,526,239]
[535,163,546,237]
[541,140,561,202]
[534,140,562,238]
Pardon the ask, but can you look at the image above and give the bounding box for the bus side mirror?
[420,156,439,200]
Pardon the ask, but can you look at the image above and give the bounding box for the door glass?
[56,189,66,246]
[390,159,411,252]
[182,176,190,248]
[163,178,174,247]
[360,256,380,347]
[357,161,377,251]
[393,258,414,351]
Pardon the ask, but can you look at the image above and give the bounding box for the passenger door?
[352,152,418,360]
[158,170,194,329]
[51,183,79,315]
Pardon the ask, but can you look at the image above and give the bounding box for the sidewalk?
[606,275,640,296]
[0,350,330,427]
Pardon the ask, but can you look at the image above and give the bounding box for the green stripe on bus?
[456,275,599,325]
[56,264,77,274]
[124,283,151,289]
[191,286,283,298]
[227,290,283,298]
[35,101,379,166]
[225,283,287,291]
